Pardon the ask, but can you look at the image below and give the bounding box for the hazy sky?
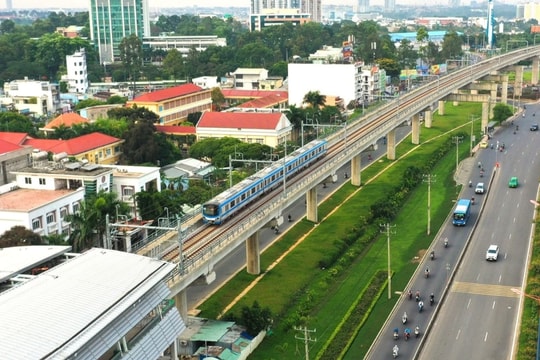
[8,0,365,10]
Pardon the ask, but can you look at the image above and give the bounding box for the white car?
[475,182,485,194]
[486,245,500,261]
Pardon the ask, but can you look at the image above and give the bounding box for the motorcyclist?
[418,300,424,312]
[407,289,412,300]
[393,328,399,340]
[393,345,399,358]
[415,290,420,302]
[402,312,408,324]
[430,293,435,305]
[425,267,430,278]
[430,250,435,260]
[287,214,292,222]
[404,328,411,340]
[444,238,449,247]
[414,326,420,338]
[468,180,472,188]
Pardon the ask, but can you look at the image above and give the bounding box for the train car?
[202,139,327,224]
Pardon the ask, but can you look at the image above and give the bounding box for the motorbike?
[402,312,408,324]
[471,197,475,205]
[444,238,449,248]
[415,291,420,302]
[414,326,420,338]
[468,180,472,188]
[393,328,399,340]
[407,289,412,300]
[430,293,435,306]
[393,345,399,358]
[274,226,279,234]
[287,214,292,222]
[430,251,435,260]
[424,268,430,278]
[418,301,424,312]
[404,328,411,341]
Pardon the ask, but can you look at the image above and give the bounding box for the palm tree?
[66,200,99,252]
[303,90,326,109]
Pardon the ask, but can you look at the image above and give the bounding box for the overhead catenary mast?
[486,0,495,49]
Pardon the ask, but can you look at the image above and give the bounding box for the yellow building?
[126,84,212,125]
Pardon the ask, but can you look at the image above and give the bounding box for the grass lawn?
[196,102,484,359]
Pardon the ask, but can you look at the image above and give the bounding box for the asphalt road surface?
[366,105,539,359]
[418,106,540,360]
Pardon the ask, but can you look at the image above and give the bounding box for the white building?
[192,76,219,89]
[308,45,344,63]
[2,78,60,116]
[288,62,384,108]
[65,49,88,94]
[231,68,269,90]
[101,164,161,220]
[143,35,226,57]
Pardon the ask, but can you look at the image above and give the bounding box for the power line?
[294,326,316,360]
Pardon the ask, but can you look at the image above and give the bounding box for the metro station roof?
[0,245,72,283]
[0,248,176,359]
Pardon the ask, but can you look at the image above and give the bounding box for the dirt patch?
[412,249,427,263]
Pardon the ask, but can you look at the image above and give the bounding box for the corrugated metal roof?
[0,248,175,360]
[197,112,282,130]
[0,245,72,283]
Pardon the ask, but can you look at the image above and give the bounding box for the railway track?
[160,46,540,278]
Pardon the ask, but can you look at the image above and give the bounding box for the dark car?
[531,124,539,131]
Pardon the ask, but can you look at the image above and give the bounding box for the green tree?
[211,87,225,111]
[416,27,430,71]
[162,48,184,82]
[303,90,326,109]
[67,192,129,252]
[396,39,417,70]
[239,301,273,336]
[440,31,463,61]
[377,58,400,78]
[0,19,15,34]
[118,34,143,96]
[492,103,513,124]
[0,226,43,248]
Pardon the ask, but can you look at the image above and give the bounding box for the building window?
[60,207,69,220]
[123,186,134,197]
[106,148,111,156]
[25,177,31,184]
[72,202,80,213]
[39,178,46,185]
[32,217,42,230]
[46,212,56,224]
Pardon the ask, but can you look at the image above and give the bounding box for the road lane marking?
[451,282,521,298]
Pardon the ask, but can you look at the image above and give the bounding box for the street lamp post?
[381,223,396,299]
[423,174,436,235]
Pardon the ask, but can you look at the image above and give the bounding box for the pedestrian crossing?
[451,281,521,298]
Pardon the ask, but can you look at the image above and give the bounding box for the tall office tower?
[357,0,369,13]
[384,0,395,12]
[5,0,12,10]
[301,0,321,22]
[89,0,150,65]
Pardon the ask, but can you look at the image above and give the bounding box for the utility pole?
[452,136,463,194]
[294,326,316,360]
[380,223,396,299]
[423,174,436,235]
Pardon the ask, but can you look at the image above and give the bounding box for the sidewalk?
[455,157,477,186]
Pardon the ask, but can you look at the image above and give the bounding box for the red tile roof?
[43,112,88,130]
[197,112,282,130]
[221,89,288,99]
[0,138,23,155]
[23,132,122,155]
[130,84,204,103]
[238,93,288,108]
[0,132,29,146]
[155,125,196,135]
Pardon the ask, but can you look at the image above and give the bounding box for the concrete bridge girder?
[445,93,491,130]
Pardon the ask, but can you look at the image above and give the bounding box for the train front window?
[203,204,218,216]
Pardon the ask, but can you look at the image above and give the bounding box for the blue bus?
[452,199,472,226]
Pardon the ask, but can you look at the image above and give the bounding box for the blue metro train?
[202,139,328,224]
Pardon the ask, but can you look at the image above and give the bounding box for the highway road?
[365,104,539,359]
[418,105,540,359]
